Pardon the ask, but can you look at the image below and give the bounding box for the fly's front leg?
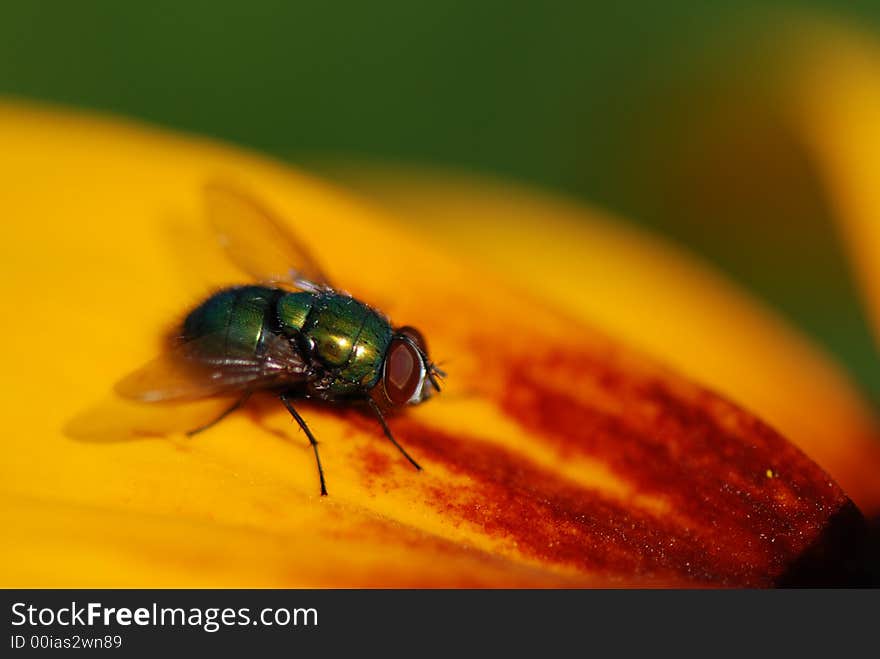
[368,398,422,471]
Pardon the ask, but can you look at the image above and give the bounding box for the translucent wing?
[204,181,331,289]
[115,332,308,402]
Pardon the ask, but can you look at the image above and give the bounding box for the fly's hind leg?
[280,393,328,496]
[186,392,252,437]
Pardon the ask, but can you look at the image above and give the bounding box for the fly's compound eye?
[384,337,425,405]
[396,325,428,357]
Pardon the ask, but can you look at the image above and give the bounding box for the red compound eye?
[384,338,422,405]
[396,325,428,356]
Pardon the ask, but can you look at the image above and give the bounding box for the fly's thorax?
[307,294,368,367]
[280,291,393,396]
[338,308,392,388]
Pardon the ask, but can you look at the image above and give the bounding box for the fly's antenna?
[427,361,446,392]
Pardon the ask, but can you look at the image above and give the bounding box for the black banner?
[2,590,877,654]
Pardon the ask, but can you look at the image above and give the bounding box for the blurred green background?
[2,1,879,399]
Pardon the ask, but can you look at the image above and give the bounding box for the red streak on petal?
[352,339,856,586]
[356,443,394,488]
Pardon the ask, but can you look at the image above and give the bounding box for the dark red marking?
[352,339,856,586]
[357,444,394,488]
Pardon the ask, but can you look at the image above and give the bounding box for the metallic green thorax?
[277,290,392,393]
[182,286,392,398]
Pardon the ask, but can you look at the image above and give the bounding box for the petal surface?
[329,167,880,514]
[0,102,866,587]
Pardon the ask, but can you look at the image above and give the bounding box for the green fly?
[115,183,444,495]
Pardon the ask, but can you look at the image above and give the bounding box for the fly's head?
[370,325,444,410]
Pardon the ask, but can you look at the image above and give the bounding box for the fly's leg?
[186,392,252,437]
[368,398,422,471]
[280,393,328,496]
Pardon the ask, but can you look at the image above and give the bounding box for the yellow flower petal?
[328,167,880,514]
[0,101,866,587]
[793,23,880,362]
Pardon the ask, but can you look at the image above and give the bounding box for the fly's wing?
[204,181,332,290]
[115,332,309,402]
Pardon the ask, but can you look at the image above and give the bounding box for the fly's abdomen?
[276,291,316,337]
[182,286,281,360]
